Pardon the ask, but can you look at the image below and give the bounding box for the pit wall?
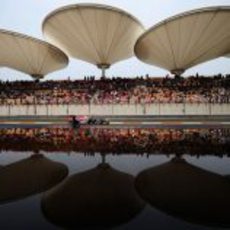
[0,104,229,116]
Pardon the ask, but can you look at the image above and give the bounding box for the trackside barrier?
[0,103,229,116]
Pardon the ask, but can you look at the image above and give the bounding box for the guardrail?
[0,103,229,116]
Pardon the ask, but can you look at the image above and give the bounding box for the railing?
[0,103,229,116]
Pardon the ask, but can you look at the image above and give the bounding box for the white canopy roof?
[42,4,145,70]
[135,6,230,75]
[0,29,68,79]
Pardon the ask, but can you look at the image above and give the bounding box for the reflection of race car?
[70,115,109,127]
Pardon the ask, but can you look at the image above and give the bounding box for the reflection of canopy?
[0,154,68,203]
[135,157,230,227]
[42,163,144,229]
[0,29,68,79]
[43,4,144,76]
[135,6,230,75]
[225,175,230,180]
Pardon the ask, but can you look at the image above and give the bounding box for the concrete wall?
[0,103,229,116]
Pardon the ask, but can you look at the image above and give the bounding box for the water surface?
[0,127,230,230]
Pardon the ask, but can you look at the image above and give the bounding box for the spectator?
[0,74,229,105]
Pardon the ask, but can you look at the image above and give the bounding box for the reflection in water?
[135,157,230,227]
[0,127,230,229]
[41,155,145,229]
[0,153,68,203]
[0,128,229,155]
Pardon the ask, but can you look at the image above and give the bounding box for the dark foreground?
[0,125,230,230]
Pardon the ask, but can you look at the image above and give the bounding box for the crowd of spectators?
[0,127,229,155]
[0,74,229,105]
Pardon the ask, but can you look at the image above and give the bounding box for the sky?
[0,0,230,81]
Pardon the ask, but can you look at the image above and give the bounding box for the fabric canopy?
[42,4,145,70]
[135,6,230,75]
[0,29,68,79]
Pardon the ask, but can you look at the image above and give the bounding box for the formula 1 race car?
[70,115,109,128]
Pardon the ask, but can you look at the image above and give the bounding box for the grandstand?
[0,3,230,230]
[0,74,229,119]
[0,74,230,106]
[0,4,229,121]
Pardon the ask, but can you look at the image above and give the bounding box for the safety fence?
[0,103,229,116]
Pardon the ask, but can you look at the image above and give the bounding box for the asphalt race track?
[0,115,230,129]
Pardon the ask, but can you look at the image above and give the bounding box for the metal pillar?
[97,63,110,78]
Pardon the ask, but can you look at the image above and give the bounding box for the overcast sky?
[0,0,229,81]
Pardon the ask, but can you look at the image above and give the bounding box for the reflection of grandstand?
[0,128,229,155]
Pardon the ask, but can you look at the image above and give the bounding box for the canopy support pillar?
[171,69,185,77]
[97,63,110,79]
[101,67,106,78]
[31,74,44,81]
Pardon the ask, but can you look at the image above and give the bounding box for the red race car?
[70,115,109,127]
